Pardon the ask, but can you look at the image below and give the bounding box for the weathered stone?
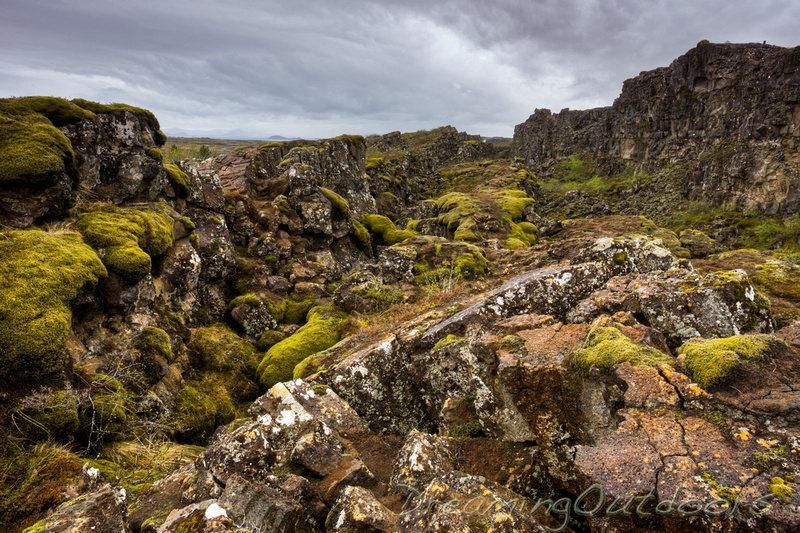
[23,483,129,533]
[327,486,396,532]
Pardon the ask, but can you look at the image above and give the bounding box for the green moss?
[701,412,733,438]
[146,148,163,161]
[613,251,629,264]
[496,189,536,221]
[678,334,783,389]
[164,164,191,198]
[260,141,282,149]
[256,305,346,388]
[449,421,483,439]
[0,96,95,126]
[152,129,167,146]
[360,213,419,245]
[178,216,195,231]
[312,384,330,396]
[136,327,173,360]
[227,293,262,311]
[572,327,674,376]
[454,252,488,279]
[71,99,160,129]
[266,295,316,325]
[433,334,463,350]
[453,218,481,242]
[256,330,286,351]
[351,218,371,249]
[0,230,107,382]
[16,391,80,442]
[77,205,174,283]
[769,477,796,502]
[174,373,236,444]
[0,116,74,186]
[189,324,257,375]
[504,221,538,248]
[319,187,351,219]
[700,472,738,504]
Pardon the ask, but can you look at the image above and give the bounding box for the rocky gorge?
[0,41,799,533]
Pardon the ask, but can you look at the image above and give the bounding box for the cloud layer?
[1,0,798,138]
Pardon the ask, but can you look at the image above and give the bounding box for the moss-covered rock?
[164,163,191,198]
[266,295,316,325]
[76,205,174,283]
[678,334,786,389]
[189,323,258,378]
[361,213,419,246]
[256,304,346,388]
[0,230,107,382]
[319,187,351,219]
[256,329,286,351]
[0,96,95,127]
[0,116,74,187]
[173,373,236,444]
[572,327,675,376]
[136,327,173,360]
[15,390,80,442]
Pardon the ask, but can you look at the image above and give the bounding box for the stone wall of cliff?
[512,42,800,214]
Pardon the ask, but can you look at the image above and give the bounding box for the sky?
[1,1,798,140]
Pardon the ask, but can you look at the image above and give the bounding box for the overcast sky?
[1,1,798,139]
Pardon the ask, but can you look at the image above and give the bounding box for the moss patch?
[173,372,236,445]
[0,230,106,382]
[572,327,674,376]
[678,334,784,389]
[136,327,173,360]
[256,304,346,388]
[227,293,262,311]
[433,334,464,350]
[0,116,74,187]
[361,213,419,246]
[319,187,351,219]
[164,164,191,198]
[77,205,174,283]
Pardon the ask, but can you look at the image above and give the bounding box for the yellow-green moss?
[454,252,488,279]
[312,384,330,396]
[16,391,80,442]
[189,323,257,375]
[257,305,346,388]
[136,327,173,360]
[0,96,95,126]
[453,218,481,242]
[449,421,483,439]
[0,116,74,186]
[679,334,784,389]
[227,293,262,311]
[769,477,796,502]
[361,213,419,245]
[77,205,174,283]
[257,330,286,351]
[504,221,538,249]
[164,164,191,198]
[319,187,351,219]
[71,99,160,129]
[433,334,463,350]
[572,327,675,376]
[0,230,107,382]
[700,472,738,504]
[145,148,163,161]
[152,129,167,146]
[496,189,535,221]
[266,295,316,325]
[173,373,236,444]
[351,218,371,249]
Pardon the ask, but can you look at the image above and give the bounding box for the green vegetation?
[0,442,85,532]
[700,472,738,504]
[164,164,191,198]
[173,373,236,444]
[71,99,160,130]
[769,477,796,502]
[433,334,463,350]
[572,327,674,376]
[227,293,262,311]
[256,304,346,388]
[319,187,351,218]
[0,230,106,382]
[0,116,74,186]
[678,334,784,389]
[189,323,258,377]
[136,327,173,360]
[266,295,316,325]
[540,155,651,196]
[145,148,163,161]
[361,213,419,245]
[351,218,371,249]
[449,421,483,439]
[0,96,95,126]
[76,205,174,283]
[14,391,80,442]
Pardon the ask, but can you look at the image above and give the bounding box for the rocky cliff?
[513,42,800,215]
[1,64,800,533]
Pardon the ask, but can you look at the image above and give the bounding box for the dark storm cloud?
[1,0,798,138]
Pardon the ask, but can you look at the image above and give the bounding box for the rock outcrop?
[513,42,800,215]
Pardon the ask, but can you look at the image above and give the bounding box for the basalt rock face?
[513,42,800,214]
